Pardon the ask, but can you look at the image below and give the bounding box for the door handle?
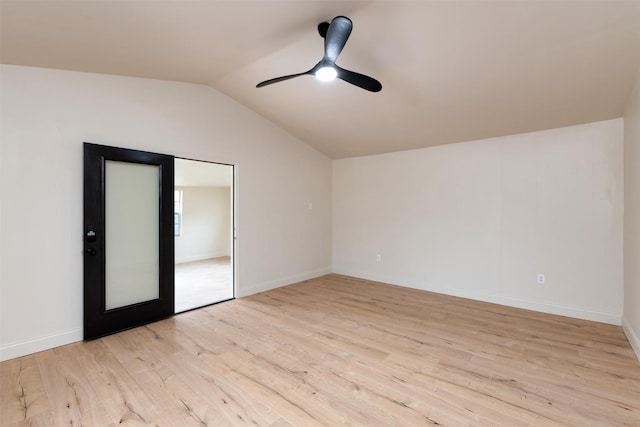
[85,248,97,256]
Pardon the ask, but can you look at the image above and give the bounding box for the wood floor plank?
[0,356,49,424]
[2,274,639,426]
[175,257,233,313]
[101,328,226,426]
[34,344,115,426]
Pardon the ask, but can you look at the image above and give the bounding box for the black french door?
[83,143,174,340]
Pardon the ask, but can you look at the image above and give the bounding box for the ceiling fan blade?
[335,65,382,92]
[256,70,313,88]
[324,16,352,62]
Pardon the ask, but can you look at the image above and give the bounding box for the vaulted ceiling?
[2,1,640,158]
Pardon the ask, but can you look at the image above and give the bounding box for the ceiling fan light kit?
[315,65,337,82]
[257,16,382,92]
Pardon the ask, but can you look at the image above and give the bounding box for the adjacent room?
[1,1,639,425]
[174,158,234,313]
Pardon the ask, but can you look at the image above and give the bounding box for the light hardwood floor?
[175,257,233,313]
[2,274,639,426]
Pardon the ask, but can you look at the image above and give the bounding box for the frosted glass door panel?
[105,161,160,310]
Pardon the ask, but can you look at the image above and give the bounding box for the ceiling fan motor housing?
[318,22,330,38]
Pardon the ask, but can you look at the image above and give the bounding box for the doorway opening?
[174,158,234,313]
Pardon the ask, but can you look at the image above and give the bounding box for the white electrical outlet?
[376,254,382,262]
[537,273,545,284]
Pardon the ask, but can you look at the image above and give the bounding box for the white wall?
[175,186,231,263]
[0,65,332,361]
[623,66,640,360]
[333,119,624,324]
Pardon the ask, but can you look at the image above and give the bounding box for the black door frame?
[83,143,174,340]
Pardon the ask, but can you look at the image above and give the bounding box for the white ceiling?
[175,158,232,188]
[2,1,640,159]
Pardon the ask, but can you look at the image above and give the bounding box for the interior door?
[83,142,174,340]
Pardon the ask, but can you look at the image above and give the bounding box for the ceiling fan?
[256,16,382,92]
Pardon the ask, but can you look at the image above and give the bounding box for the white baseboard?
[332,268,622,326]
[175,252,230,264]
[0,267,330,361]
[0,328,83,362]
[622,317,640,362]
[239,267,332,298]
[6,271,626,362]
